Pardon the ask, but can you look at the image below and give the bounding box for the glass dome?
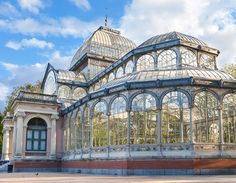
[70,26,136,69]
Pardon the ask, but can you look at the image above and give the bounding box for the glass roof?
[70,26,136,69]
[100,69,233,89]
[58,70,86,82]
[138,31,207,48]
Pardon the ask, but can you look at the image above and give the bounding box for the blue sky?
[0,0,236,112]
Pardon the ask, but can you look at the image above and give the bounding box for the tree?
[4,80,42,115]
[224,63,236,78]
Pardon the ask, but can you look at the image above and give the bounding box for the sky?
[0,0,236,112]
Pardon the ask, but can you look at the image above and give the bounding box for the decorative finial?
[105,8,108,27]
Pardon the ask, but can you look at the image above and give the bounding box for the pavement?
[0,173,236,183]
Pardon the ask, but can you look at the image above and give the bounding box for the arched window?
[69,114,74,151]
[108,73,115,82]
[101,77,107,86]
[75,73,86,82]
[58,85,70,98]
[199,54,215,69]
[73,87,86,100]
[83,107,90,148]
[125,60,134,74]
[162,91,190,143]
[26,118,47,151]
[44,71,56,95]
[110,97,127,145]
[75,110,82,150]
[157,49,177,69]
[193,91,219,143]
[136,55,154,72]
[116,67,124,78]
[130,93,157,144]
[64,115,69,152]
[223,94,236,143]
[181,49,197,67]
[92,101,107,147]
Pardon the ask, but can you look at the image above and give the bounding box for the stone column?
[11,120,17,159]
[5,128,11,160]
[15,111,25,158]
[50,114,59,159]
[89,114,93,159]
[1,128,6,160]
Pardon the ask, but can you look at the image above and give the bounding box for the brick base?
[12,159,236,175]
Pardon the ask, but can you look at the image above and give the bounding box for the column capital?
[2,127,11,133]
[15,111,26,118]
[51,114,59,120]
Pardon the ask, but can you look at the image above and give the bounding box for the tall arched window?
[92,101,107,147]
[64,115,69,152]
[157,49,177,69]
[58,85,70,98]
[162,91,190,143]
[125,60,134,74]
[130,93,157,144]
[110,97,127,145]
[181,48,197,67]
[73,87,86,100]
[69,114,74,151]
[136,55,154,72]
[116,67,124,78]
[193,91,219,143]
[223,94,236,143]
[83,107,90,148]
[75,110,82,150]
[26,118,47,151]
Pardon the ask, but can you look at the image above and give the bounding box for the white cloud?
[1,50,72,88]
[0,17,102,38]
[119,0,236,68]
[17,0,44,14]
[69,0,91,11]
[6,38,54,50]
[0,1,20,17]
[0,82,10,102]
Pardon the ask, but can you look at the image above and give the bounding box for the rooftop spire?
[105,8,108,27]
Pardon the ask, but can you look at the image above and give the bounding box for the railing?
[16,91,58,104]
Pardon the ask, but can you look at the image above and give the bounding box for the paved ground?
[0,173,236,183]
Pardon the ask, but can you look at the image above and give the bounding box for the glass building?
[2,26,236,175]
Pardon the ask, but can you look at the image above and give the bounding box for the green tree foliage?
[4,80,42,115]
[224,63,236,78]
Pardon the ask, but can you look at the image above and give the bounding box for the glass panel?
[40,141,46,151]
[131,93,157,144]
[26,140,32,150]
[162,91,190,143]
[58,85,70,99]
[136,55,154,72]
[157,49,177,69]
[181,48,197,67]
[193,91,219,143]
[125,60,134,74]
[33,141,39,150]
[41,131,46,140]
[108,72,115,82]
[34,131,39,139]
[116,67,124,78]
[27,130,32,139]
[223,94,236,143]
[92,101,107,147]
[110,97,127,145]
[73,87,87,100]
[83,107,90,148]
[199,54,215,69]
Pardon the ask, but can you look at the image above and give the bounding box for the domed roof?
[138,31,207,48]
[70,26,136,69]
